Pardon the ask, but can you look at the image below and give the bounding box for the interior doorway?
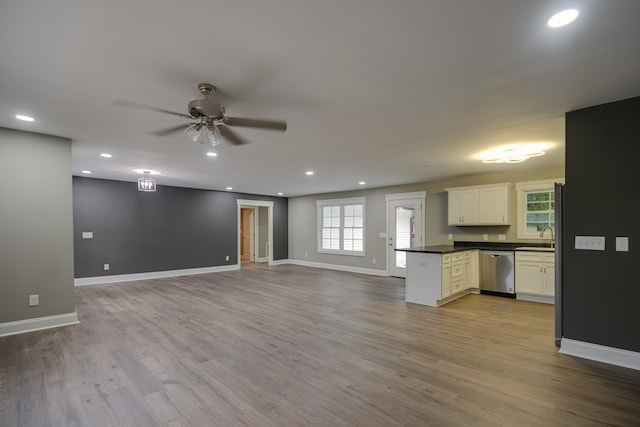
[240,208,256,262]
[386,192,426,277]
[237,199,274,268]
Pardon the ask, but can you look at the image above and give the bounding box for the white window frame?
[515,178,564,239]
[316,196,366,256]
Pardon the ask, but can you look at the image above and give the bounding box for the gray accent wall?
[564,96,639,353]
[289,166,564,271]
[0,128,75,323]
[73,177,288,277]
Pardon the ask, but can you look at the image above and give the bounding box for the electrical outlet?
[483,234,489,241]
[29,294,39,307]
[225,255,229,261]
[103,263,110,271]
[616,237,629,252]
[372,258,376,264]
[448,234,453,240]
[498,234,506,241]
[82,231,93,239]
[305,252,308,257]
[575,236,605,251]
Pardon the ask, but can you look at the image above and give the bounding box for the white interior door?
[387,197,424,277]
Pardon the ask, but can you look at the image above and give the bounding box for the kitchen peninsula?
[397,245,480,307]
[397,243,554,307]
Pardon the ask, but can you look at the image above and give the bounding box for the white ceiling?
[2,1,640,197]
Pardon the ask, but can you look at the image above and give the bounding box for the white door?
[387,197,424,277]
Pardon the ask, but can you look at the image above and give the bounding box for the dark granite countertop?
[395,245,459,254]
[395,241,553,254]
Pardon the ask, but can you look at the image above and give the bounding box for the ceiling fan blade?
[150,123,191,136]
[225,116,287,131]
[113,100,193,119]
[218,126,249,145]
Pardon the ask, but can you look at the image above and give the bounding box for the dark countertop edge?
[396,241,554,254]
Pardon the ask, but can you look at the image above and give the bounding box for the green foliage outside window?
[526,191,555,232]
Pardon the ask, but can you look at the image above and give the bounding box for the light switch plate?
[82,231,93,239]
[29,294,39,306]
[575,236,605,251]
[616,237,629,252]
[498,234,506,241]
[483,234,489,241]
[103,263,110,270]
[448,233,453,240]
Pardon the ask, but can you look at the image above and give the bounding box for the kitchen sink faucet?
[540,226,554,248]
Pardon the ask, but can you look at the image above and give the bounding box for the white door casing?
[237,200,274,267]
[386,192,426,277]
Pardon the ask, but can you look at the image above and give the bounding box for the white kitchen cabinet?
[447,189,477,225]
[464,250,479,289]
[405,250,475,307]
[515,251,555,303]
[451,252,465,294]
[441,254,452,299]
[446,183,512,226]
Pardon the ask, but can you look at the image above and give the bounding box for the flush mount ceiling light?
[16,114,35,122]
[306,171,314,176]
[137,171,157,192]
[548,9,579,28]
[133,169,160,175]
[184,122,223,147]
[481,146,546,164]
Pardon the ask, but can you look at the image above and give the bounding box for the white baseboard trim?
[75,264,241,286]
[0,312,79,337]
[256,257,268,263]
[560,338,640,371]
[516,293,554,304]
[287,259,388,276]
[269,259,290,266]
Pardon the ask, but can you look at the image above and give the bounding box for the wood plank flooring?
[1,263,639,426]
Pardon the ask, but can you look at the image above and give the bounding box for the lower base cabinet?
[515,251,555,299]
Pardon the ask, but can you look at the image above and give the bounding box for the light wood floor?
[1,264,639,426]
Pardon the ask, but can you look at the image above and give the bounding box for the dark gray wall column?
[564,96,639,352]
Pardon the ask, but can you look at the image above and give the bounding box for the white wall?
[288,165,564,272]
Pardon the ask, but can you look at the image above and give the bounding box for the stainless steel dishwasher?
[479,250,515,296]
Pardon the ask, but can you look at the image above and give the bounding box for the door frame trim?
[385,191,426,276]
[237,199,274,267]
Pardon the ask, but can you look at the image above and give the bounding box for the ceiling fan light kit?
[115,82,287,148]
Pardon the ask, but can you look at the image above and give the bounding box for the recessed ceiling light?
[206,151,217,157]
[359,181,366,185]
[16,114,35,122]
[81,170,92,174]
[132,169,160,175]
[100,153,112,158]
[548,9,579,28]
[306,171,314,175]
[277,192,284,196]
[226,187,233,191]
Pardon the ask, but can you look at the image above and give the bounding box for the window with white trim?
[515,179,564,239]
[317,197,365,255]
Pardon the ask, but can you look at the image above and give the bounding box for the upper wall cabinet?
[445,183,512,226]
